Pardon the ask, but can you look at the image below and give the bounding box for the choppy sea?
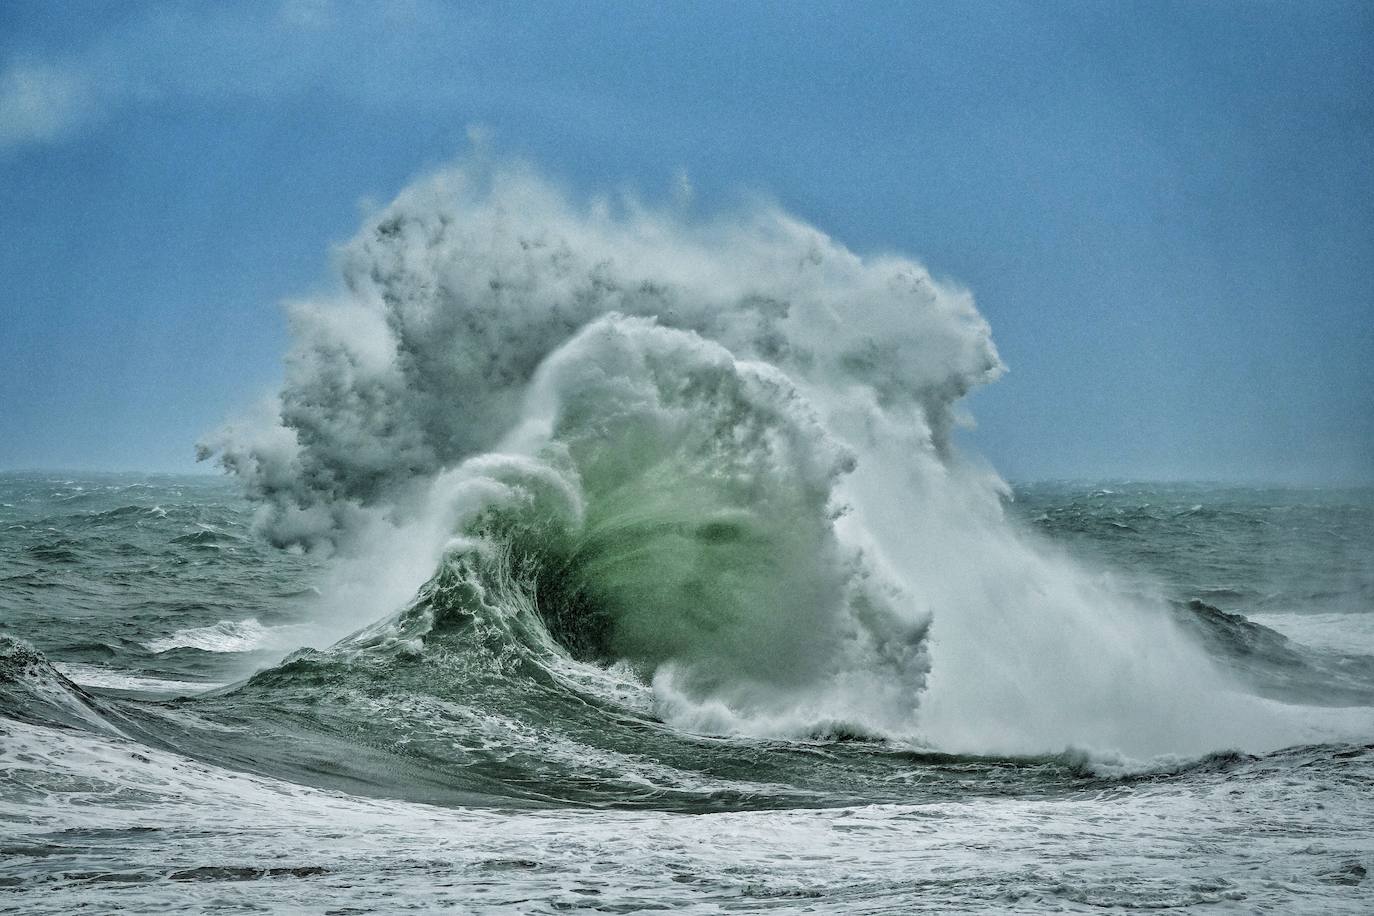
[2,473,1371,913]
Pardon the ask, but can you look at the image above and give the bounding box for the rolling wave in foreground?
[3,158,1372,912]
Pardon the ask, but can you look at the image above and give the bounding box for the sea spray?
[203,155,1302,756]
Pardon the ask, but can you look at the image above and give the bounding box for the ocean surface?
[2,473,1371,913]
[4,160,1373,913]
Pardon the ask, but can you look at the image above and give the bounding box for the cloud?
[276,0,335,31]
[0,59,95,150]
[0,1,455,153]
[0,1,578,154]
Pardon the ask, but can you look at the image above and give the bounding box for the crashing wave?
[201,155,1316,757]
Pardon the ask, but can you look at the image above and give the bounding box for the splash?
[203,155,1298,756]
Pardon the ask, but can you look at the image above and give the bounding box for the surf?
[195,154,1355,760]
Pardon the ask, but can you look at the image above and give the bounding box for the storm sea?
[2,474,1370,913]
[3,162,1373,912]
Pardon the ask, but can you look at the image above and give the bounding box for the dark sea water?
[2,472,1371,913]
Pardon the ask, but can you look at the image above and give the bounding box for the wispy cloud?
[0,0,642,161]
[0,59,95,150]
[0,0,507,154]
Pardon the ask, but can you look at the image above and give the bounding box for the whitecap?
[143,618,302,654]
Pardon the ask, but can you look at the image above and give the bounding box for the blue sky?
[1,0,1370,482]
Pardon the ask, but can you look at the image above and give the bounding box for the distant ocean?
[3,473,1371,913]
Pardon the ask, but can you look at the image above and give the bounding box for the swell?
[7,608,1370,816]
[1175,599,1374,706]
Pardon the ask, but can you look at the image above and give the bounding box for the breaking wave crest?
[201,155,1337,758]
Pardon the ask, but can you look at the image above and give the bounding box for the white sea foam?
[53,662,225,695]
[143,618,300,654]
[3,719,1372,914]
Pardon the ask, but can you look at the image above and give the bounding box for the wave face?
[191,157,1354,759]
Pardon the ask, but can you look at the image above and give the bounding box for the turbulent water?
[4,160,1373,913]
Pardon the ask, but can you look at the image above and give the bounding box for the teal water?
[2,473,1372,912]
